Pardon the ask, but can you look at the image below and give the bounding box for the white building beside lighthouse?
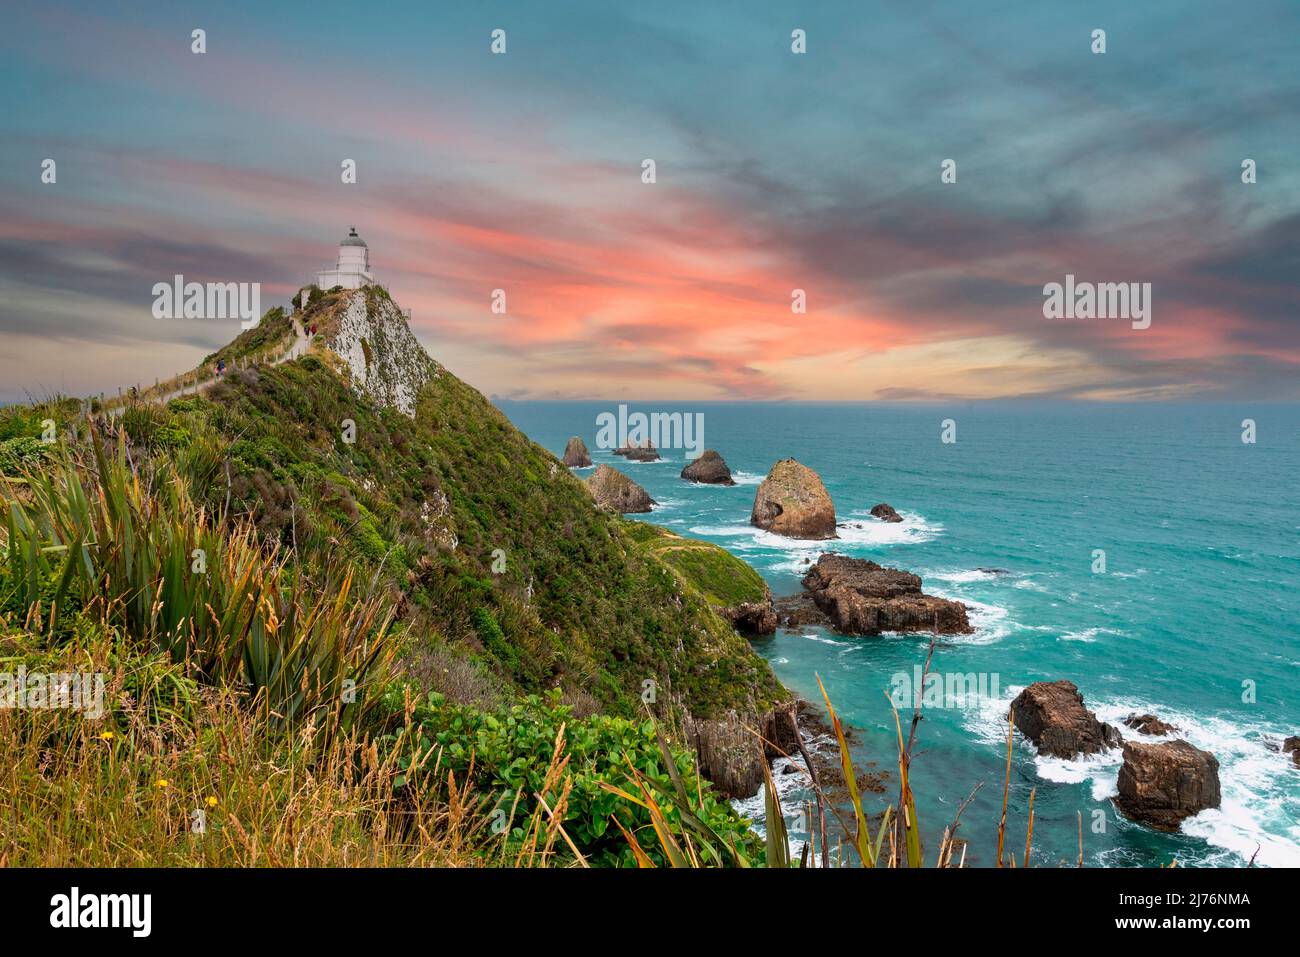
[316,227,375,290]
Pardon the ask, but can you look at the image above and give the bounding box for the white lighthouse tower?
[316,226,375,290]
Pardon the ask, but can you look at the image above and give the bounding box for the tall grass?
[0,686,477,867]
[2,425,393,727]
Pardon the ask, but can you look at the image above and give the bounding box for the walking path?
[108,319,311,415]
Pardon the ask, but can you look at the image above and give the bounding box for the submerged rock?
[1124,713,1178,737]
[562,436,591,467]
[681,449,736,486]
[585,464,655,513]
[1116,739,1221,830]
[869,502,903,523]
[615,440,660,462]
[750,459,836,539]
[1011,680,1122,758]
[791,553,971,635]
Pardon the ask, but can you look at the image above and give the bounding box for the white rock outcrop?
[330,290,439,417]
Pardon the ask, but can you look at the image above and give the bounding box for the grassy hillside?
[179,330,785,722]
[623,522,768,608]
[0,294,790,865]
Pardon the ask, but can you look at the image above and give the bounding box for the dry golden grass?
[0,685,487,868]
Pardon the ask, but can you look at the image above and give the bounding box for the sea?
[497,400,1300,868]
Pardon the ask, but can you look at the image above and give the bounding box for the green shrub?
[0,436,48,475]
[389,692,760,867]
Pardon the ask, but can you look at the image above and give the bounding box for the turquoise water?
[498,401,1300,867]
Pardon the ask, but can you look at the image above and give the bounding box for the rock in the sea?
[681,449,736,486]
[1011,680,1122,758]
[1116,739,1221,830]
[797,553,971,635]
[1124,713,1178,737]
[615,441,660,462]
[562,436,592,467]
[869,502,903,523]
[720,598,777,636]
[1283,736,1300,767]
[750,459,836,539]
[585,464,655,513]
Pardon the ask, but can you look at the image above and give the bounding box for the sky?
[1,0,1297,403]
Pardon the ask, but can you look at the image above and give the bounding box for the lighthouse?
[316,227,375,290]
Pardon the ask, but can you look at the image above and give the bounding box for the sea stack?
[1116,739,1221,830]
[750,458,836,539]
[681,449,736,486]
[586,464,655,513]
[1010,680,1122,758]
[562,436,592,468]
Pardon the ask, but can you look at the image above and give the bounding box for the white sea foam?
[959,599,1014,644]
[687,512,942,553]
[730,470,764,486]
[731,753,815,844]
[963,688,1300,867]
[1058,627,1127,643]
[924,568,1008,584]
[1090,700,1300,869]
[802,631,853,647]
[1012,577,1049,592]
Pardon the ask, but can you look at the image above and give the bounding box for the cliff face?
[323,288,440,417]
[199,289,787,794]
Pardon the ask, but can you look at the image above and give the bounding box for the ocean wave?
[1058,627,1127,643]
[801,631,854,647]
[687,513,942,553]
[923,568,1011,584]
[648,497,685,510]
